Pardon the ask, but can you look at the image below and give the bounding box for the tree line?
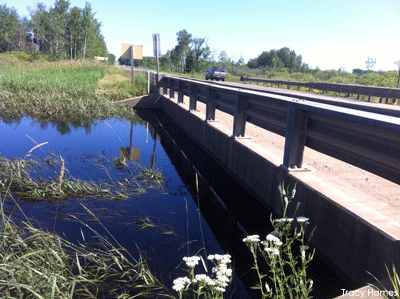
[126,29,308,75]
[0,0,107,59]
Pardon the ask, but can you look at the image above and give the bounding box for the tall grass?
[0,54,147,123]
[0,200,174,298]
[0,145,173,298]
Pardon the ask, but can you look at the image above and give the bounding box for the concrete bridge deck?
[118,90,400,298]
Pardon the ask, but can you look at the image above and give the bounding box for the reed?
[0,200,174,298]
[0,145,164,203]
[0,55,147,123]
[0,145,173,298]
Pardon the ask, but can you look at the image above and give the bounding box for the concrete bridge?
[119,73,400,296]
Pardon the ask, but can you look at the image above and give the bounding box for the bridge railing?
[240,76,400,105]
[161,75,400,185]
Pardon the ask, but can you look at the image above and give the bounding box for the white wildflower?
[297,216,309,223]
[183,256,201,268]
[193,274,213,284]
[274,218,294,223]
[266,234,282,245]
[172,277,190,292]
[264,248,279,256]
[215,286,226,292]
[309,280,313,290]
[243,235,260,243]
[265,282,271,292]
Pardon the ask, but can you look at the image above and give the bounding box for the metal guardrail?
[240,76,400,104]
[161,75,400,185]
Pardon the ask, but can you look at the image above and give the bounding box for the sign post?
[130,46,134,87]
[153,34,161,92]
[121,44,143,87]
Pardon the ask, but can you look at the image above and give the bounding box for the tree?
[23,0,108,59]
[0,5,20,52]
[247,47,305,72]
[107,53,115,65]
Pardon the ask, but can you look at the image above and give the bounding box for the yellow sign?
[121,44,143,59]
[119,147,140,161]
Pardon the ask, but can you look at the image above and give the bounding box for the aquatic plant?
[0,198,174,298]
[0,143,164,202]
[243,183,315,298]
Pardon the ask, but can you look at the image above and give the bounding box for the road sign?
[121,44,142,59]
[153,34,161,57]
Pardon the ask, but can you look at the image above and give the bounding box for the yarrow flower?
[264,247,279,256]
[274,218,294,223]
[193,274,213,284]
[266,234,281,243]
[242,235,260,243]
[297,216,309,223]
[183,256,201,268]
[213,254,231,264]
[172,276,190,292]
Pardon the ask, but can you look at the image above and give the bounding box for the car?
[205,67,226,81]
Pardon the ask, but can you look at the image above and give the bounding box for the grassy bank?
[0,53,146,123]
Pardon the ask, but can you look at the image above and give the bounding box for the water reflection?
[0,112,146,136]
[0,113,250,297]
[0,110,355,298]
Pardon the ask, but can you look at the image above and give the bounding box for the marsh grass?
[0,55,147,123]
[0,198,174,298]
[0,143,174,298]
[0,144,164,203]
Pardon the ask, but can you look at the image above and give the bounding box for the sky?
[8,0,400,72]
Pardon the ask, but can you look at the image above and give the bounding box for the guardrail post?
[169,79,175,99]
[163,77,168,95]
[232,94,248,138]
[189,84,197,111]
[178,81,184,104]
[283,102,309,170]
[206,88,217,121]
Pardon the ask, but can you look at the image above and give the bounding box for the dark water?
[0,111,357,298]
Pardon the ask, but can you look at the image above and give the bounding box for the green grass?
[0,54,148,123]
[0,199,174,298]
[0,143,173,298]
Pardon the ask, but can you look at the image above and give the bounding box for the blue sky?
[8,0,400,71]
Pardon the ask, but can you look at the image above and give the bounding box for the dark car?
[205,67,227,81]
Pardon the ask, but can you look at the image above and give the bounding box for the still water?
[0,111,356,298]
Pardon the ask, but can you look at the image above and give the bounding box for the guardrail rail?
[160,75,400,185]
[240,76,400,105]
